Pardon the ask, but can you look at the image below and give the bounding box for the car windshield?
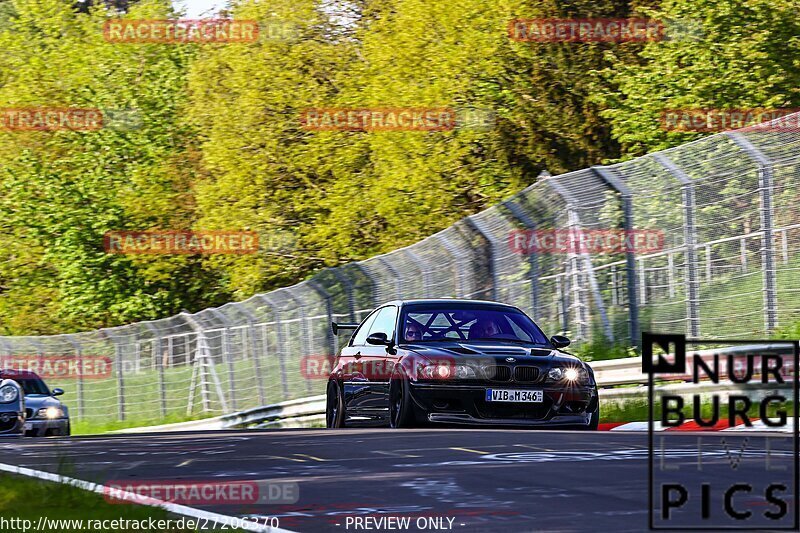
[400,305,550,345]
[9,377,50,396]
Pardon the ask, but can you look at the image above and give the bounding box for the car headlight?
[0,384,18,403]
[419,363,476,380]
[420,363,452,379]
[38,407,64,419]
[453,365,477,379]
[548,367,587,382]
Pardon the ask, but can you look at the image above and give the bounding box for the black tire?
[389,369,415,428]
[326,381,346,428]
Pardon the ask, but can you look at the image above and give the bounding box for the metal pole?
[434,232,465,297]
[782,229,789,264]
[285,288,313,395]
[208,309,237,412]
[352,262,378,310]
[592,166,640,347]
[143,323,167,418]
[727,132,778,333]
[403,248,430,298]
[105,329,126,421]
[654,152,702,338]
[667,253,675,298]
[65,335,84,420]
[376,256,403,300]
[503,199,541,321]
[329,267,357,322]
[180,312,228,413]
[257,294,290,400]
[236,305,266,405]
[308,280,337,357]
[740,237,748,273]
[465,216,499,301]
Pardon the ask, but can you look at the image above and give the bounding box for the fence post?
[181,312,228,415]
[352,262,378,311]
[208,309,237,412]
[555,274,569,333]
[727,132,779,333]
[434,232,466,296]
[503,199,541,321]
[308,280,337,357]
[286,288,313,395]
[403,248,430,297]
[591,166,640,348]
[64,335,84,420]
[104,329,125,421]
[781,229,789,264]
[257,294,290,400]
[376,256,403,300]
[143,323,167,418]
[330,267,357,322]
[545,178,604,343]
[655,152,702,338]
[236,305,266,405]
[465,216,499,301]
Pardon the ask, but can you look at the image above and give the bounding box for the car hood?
[401,341,586,366]
[24,395,62,409]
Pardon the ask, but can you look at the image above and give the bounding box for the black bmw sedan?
[326,299,599,429]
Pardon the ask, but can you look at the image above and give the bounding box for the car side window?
[367,306,398,340]
[351,310,379,346]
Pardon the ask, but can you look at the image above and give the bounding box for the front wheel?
[389,369,416,428]
[326,381,346,428]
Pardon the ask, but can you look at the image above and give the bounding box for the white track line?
[0,462,295,533]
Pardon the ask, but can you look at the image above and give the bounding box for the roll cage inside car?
[338,301,555,347]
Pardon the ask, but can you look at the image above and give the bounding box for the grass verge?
[0,472,242,531]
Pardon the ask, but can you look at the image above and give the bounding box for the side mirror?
[550,335,571,349]
[366,332,391,346]
[52,388,64,397]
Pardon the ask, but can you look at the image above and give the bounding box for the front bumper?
[0,413,25,436]
[25,418,69,437]
[409,382,597,427]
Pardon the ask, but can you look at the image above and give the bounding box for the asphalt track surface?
[0,428,796,532]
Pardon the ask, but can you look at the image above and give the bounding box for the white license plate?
[23,422,32,431]
[485,389,543,403]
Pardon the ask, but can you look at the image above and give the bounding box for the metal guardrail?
[220,395,326,429]
[592,343,795,387]
[113,343,795,432]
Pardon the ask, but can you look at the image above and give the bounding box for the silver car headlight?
[0,384,19,403]
[419,363,476,380]
[453,365,477,379]
[37,407,64,419]
[548,366,587,382]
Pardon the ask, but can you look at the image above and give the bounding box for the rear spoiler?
[331,321,359,335]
